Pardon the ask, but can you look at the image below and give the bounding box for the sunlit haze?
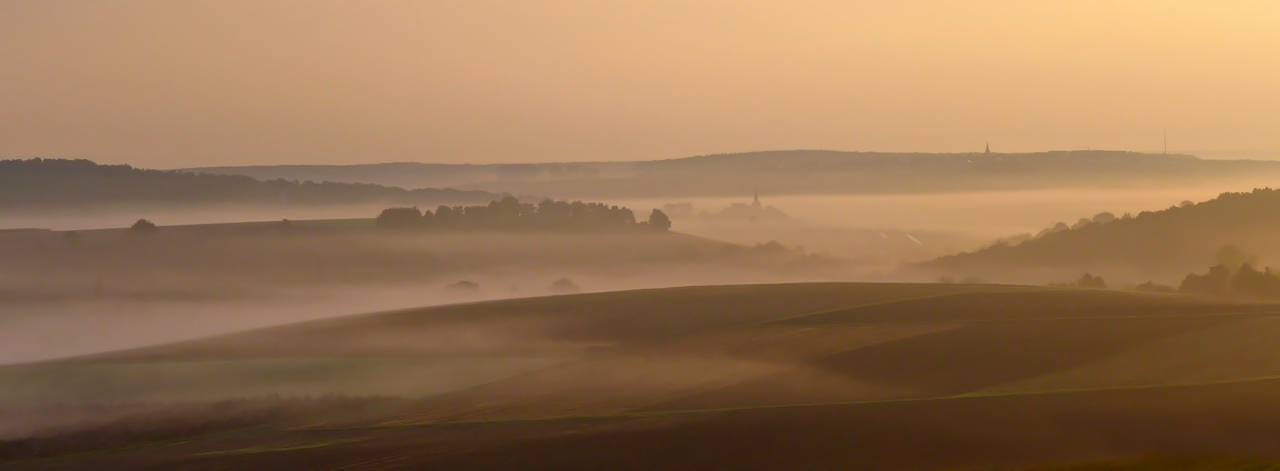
[10,3,1280,468]
[2,1,1278,167]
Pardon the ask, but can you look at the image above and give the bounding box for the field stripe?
[787,309,1280,327]
[734,286,1049,329]
[339,288,1018,418]
[318,361,1280,431]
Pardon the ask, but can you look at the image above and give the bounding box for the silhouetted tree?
[377,198,651,232]
[129,219,159,236]
[548,277,581,294]
[376,207,423,230]
[1231,263,1264,296]
[433,205,457,225]
[1035,222,1070,238]
[1076,273,1107,289]
[1180,264,1233,296]
[648,209,672,232]
[1177,261,1280,299]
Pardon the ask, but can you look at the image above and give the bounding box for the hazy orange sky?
[1,1,1278,167]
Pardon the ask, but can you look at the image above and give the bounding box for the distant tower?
[985,142,991,154]
[752,190,762,210]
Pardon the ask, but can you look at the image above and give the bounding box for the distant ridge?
[182,150,1280,199]
[0,158,502,212]
[183,149,1201,170]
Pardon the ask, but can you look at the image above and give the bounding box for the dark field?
[5,282,1280,470]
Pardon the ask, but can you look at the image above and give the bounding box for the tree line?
[376,197,672,232]
[1122,245,1280,299]
[0,158,498,209]
[1175,246,1280,299]
[1175,264,1280,299]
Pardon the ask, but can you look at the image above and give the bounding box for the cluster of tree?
[975,212,1135,253]
[376,197,671,232]
[186,162,604,189]
[439,278,584,297]
[1151,246,1280,299]
[1035,211,1132,238]
[0,158,499,210]
[548,277,581,294]
[1073,273,1107,289]
[130,219,159,235]
[1177,264,1280,299]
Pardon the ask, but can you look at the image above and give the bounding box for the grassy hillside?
[0,158,499,213]
[920,188,1280,284]
[6,282,1280,469]
[184,150,1280,199]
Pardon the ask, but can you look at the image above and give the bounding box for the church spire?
[752,190,762,209]
[985,142,991,154]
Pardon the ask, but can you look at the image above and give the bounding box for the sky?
[1,1,1278,167]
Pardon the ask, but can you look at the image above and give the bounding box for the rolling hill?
[0,159,501,213]
[184,150,1280,199]
[6,282,1280,469]
[920,188,1280,284]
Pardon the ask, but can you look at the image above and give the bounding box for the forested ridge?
[925,188,1280,281]
[0,159,499,210]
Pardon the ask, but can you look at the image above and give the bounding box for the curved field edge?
[43,282,1046,364]
[316,370,1280,429]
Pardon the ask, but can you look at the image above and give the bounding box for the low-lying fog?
[0,287,440,364]
[7,183,1261,233]
[626,186,1252,240]
[618,184,1270,263]
[0,269,810,365]
[2,182,1271,364]
[0,227,838,363]
[6,184,1258,251]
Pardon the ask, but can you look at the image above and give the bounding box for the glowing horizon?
[2,1,1277,167]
